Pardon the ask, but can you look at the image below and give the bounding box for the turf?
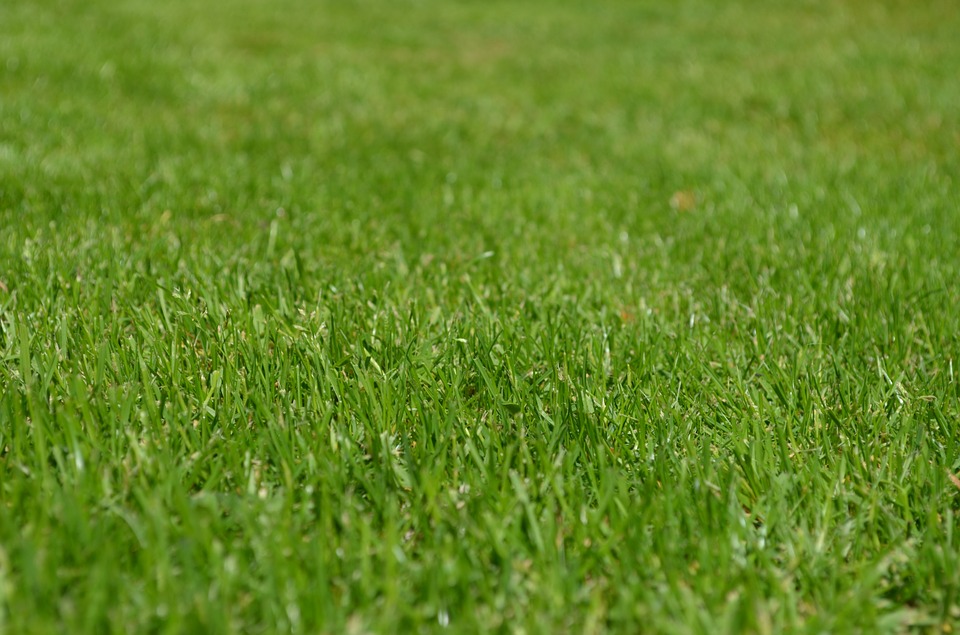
[2,0,960,632]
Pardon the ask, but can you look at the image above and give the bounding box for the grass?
[2,0,960,632]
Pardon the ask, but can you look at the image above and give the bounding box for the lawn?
[2,0,960,632]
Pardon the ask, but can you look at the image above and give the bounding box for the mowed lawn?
[2,0,960,632]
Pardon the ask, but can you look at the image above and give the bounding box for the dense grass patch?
[2,0,960,632]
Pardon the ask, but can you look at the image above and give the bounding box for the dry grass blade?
[948,471,960,491]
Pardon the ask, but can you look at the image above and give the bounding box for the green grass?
[2,0,960,632]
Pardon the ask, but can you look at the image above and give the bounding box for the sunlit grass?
[2,0,959,632]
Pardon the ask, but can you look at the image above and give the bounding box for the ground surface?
[2,0,960,632]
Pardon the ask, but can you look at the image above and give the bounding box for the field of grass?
[2,0,960,632]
